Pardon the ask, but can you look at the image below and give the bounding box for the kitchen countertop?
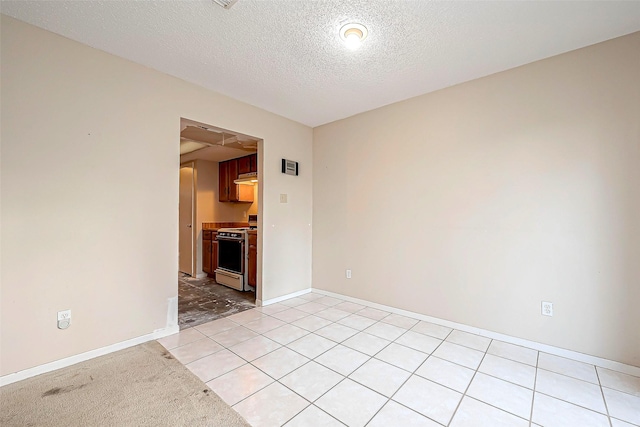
[202,222,248,230]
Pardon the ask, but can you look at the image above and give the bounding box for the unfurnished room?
[1,1,639,426]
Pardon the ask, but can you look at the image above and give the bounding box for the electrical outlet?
[57,309,71,329]
[346,269,352,279]
[57,310,71,320]
[279,194,288,203]
[541,302,553,317]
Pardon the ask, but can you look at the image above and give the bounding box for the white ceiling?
[2,1,639,127]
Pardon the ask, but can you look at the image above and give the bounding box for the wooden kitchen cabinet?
[248,233,257,288]
[203,231,218,276]
[237,154,258,175]
[218,161,231,202]
[203,239,212,273]
[237,155,251,174]
[212,238,218,274]
[219,159,253,203]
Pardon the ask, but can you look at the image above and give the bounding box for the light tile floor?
[158,291,640,427]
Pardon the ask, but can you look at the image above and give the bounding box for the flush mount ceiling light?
[212,0,238,9]
[340,23,368,50]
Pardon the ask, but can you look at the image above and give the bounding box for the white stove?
[215,216,257,292]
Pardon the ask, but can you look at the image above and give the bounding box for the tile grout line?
[529,350,540,427]
[440,336,551,426]
[533,353,619,418]
[356,324,430,427]
[269,305,437,426]
[238,358,319,426]
[595,366,615,427]
[520,362,601,385]
[375,328,457,427]
[184,315,450,391]
[271,324,396,425]
[181,309,499,424]
[444,336,492,427]
[532,389,617,418]
[212,320,429,423]
[213,302,348,423]
[432,337,535,425]
[193,312,629,409]
[221,301,378,424]
[472,353,537,390]
[600,384,640,399]
[173,298,432,424]
[310,312,407,426]
[474,348,613,423]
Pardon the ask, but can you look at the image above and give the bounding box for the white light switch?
[280,194,288,203]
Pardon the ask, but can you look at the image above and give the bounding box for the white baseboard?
[259,288,312,306]
[312,288,640,377]
[0,325,180,387]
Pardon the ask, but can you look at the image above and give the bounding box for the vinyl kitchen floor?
[178,273,255,330]
[160,291,640,427]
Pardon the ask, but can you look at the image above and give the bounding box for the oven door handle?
[215,269,240,279]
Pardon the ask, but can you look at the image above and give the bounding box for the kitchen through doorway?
[177,118,261,329]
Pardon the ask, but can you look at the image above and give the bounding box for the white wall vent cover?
[212,0,238,9]
[282,159,299,176]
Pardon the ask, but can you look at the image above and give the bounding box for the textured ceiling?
[2,1,640,127]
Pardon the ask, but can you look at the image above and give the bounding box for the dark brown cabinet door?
[218,161,230,202]
[212,237,219,272]
[227,159,240,201]
[203,238,213,274]
[248,233,257,287]
[219,158,254,203]
[237,156,251,174]
[250,154,257,173]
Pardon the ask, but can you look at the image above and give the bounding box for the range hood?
[234,172,258,185]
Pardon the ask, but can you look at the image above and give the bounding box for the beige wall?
[313,33,640,367]
[0,16,313,376]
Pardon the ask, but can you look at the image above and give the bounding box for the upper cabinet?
[237,156,251,174]
[219,154,256,203]
[238,153,258,175]
[250,154,257,173]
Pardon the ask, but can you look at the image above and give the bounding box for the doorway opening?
[177,118,261,329]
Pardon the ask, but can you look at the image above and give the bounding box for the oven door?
[217,238,244,275]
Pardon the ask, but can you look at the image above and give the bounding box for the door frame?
[179,160,197,277]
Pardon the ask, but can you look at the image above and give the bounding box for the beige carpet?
[0,341,251,426]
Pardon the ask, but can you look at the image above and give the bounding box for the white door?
[179,165,194,276]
